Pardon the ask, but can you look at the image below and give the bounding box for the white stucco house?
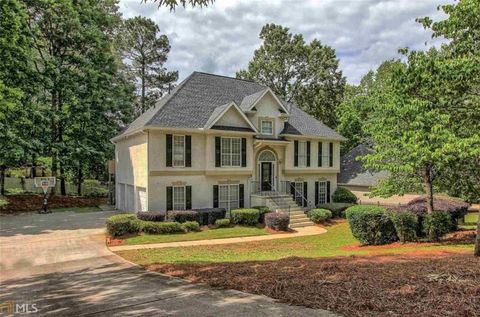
[111,72,346,227]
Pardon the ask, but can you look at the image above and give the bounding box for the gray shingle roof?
[338,144,389,186]
[118,71,345,140]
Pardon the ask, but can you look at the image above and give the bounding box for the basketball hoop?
[34,177,56,213]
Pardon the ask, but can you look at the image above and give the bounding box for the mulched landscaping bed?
[0,194,107,214]
[149,253,480,317]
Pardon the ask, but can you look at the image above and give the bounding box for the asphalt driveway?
[0,210,336,316]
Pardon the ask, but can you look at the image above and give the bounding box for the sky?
[118,0,452,84]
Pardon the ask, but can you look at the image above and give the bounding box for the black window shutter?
[318,142,323,167]
[239,184,244,208]
[294,140,298,167]
[303,182,308,207]
[329,142,333,167]
[241,138,247,167]
[315,181,319,206]
[306,141,311,167]
[327,181,331,203]
[213,185,219,208]
[166,134,172,167]
[166,186,173,211]
[185,186,192,210]
[215,137,221,167]
[185,135,192,167]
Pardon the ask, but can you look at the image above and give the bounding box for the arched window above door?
[258,150,275,162]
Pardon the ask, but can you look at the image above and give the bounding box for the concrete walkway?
[0,210,337,316]
[110,225,327,251]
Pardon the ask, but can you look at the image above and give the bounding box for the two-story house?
[112,72,346,218]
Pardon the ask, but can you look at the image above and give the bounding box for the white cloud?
[119,0,452,84]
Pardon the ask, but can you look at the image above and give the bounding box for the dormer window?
[260,119,274,135]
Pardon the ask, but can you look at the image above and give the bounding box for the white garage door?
[126,184,134,211]
[117,183,125,211]
[136,187,147,212]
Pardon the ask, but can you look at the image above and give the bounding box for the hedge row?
[106,214,201,236]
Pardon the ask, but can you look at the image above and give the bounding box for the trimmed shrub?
[316,203,354,218]
[308,208,332,223]
[231,208,260,226]
[167,210,200,223]
[389,211,417,243]
[137,211,166,222]
[182,221,200,232]
[423,211,452,242]
[106,214,137,237]
[194,208,226,226]
[252,206,271,223]
[406,196,468,230]
[332,187,358,204]
[265,212,290,231]
[214,218,231,228]
[140,221,184,234]
[345,205,398,245]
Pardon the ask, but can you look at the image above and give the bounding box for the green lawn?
[461,212,479,230]
[123,226,270,245]
[52,206,102,213]
[116,223,474,265]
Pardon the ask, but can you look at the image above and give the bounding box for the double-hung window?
[173,135,185,167]
[221,137,241,167]
[260,120,273,135]
[218,184,239,211]
[172,186,185,210]
[317,181,327,204]
[297,141,307,167]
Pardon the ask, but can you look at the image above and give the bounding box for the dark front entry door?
[261,162,273,191]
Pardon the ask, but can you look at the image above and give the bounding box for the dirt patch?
[0,194,107,214]
[148,254,480,317]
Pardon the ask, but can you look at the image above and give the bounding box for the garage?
[126,184,134,211]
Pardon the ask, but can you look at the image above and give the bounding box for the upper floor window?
[221,137,241,167]
[260,120,273,135]
[173,135,185,167]
[298,141,307,167]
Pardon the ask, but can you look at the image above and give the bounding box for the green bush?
[214,218,231,228]
[231,208,260,226]
[332,187,358,203]
[345,205,398,245]
[252,206,271,223]
[316,203,354,218]
[182,221,200,232]
[389,211,417,243]
[140,221,184,234]
[106,214,137,237]
[423,211,452,242]
[167,210,200,223]
[308,208,332,223]
[83,179,109,197]
[264,212,290,231]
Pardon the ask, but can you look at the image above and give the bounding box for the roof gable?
[240,88,289,114]
[205,102,258,132]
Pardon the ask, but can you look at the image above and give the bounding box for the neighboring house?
[337,144,389,192]
[112,72,345,224]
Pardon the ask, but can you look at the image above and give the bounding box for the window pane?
[173,187,185,210]
[318,181,327,204]
[261,121,273,134]
[173,136,185,166]
[298,141,306,167]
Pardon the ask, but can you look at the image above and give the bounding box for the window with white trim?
[298,141,307,167]
[173,186,185,210]
[173,135,185,167]
[318,181,327,204]
[260,120,273,135]
[221,137,241,167]
[218,184,239,211]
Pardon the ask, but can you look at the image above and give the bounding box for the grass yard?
[123,226,270,245]
[115,222,474,265]
[461,212,479,230]
[51,206,102,213]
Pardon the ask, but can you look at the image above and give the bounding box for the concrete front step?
[290,221,315,228]
[290,217,312,224]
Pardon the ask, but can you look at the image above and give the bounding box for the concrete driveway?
[0,210,336,316]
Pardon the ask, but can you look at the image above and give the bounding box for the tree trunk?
[77,163,83,196]
[422,165,434,213]
[51,153,57,195]
[0,165,6,196]
[141,63,146,113]
[475,212,480,257]
[31,154,37,178]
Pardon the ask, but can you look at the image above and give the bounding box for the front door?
[261,162,273,191]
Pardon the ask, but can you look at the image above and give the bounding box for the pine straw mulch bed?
[0,194,107,214]
[148,253,480,317]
